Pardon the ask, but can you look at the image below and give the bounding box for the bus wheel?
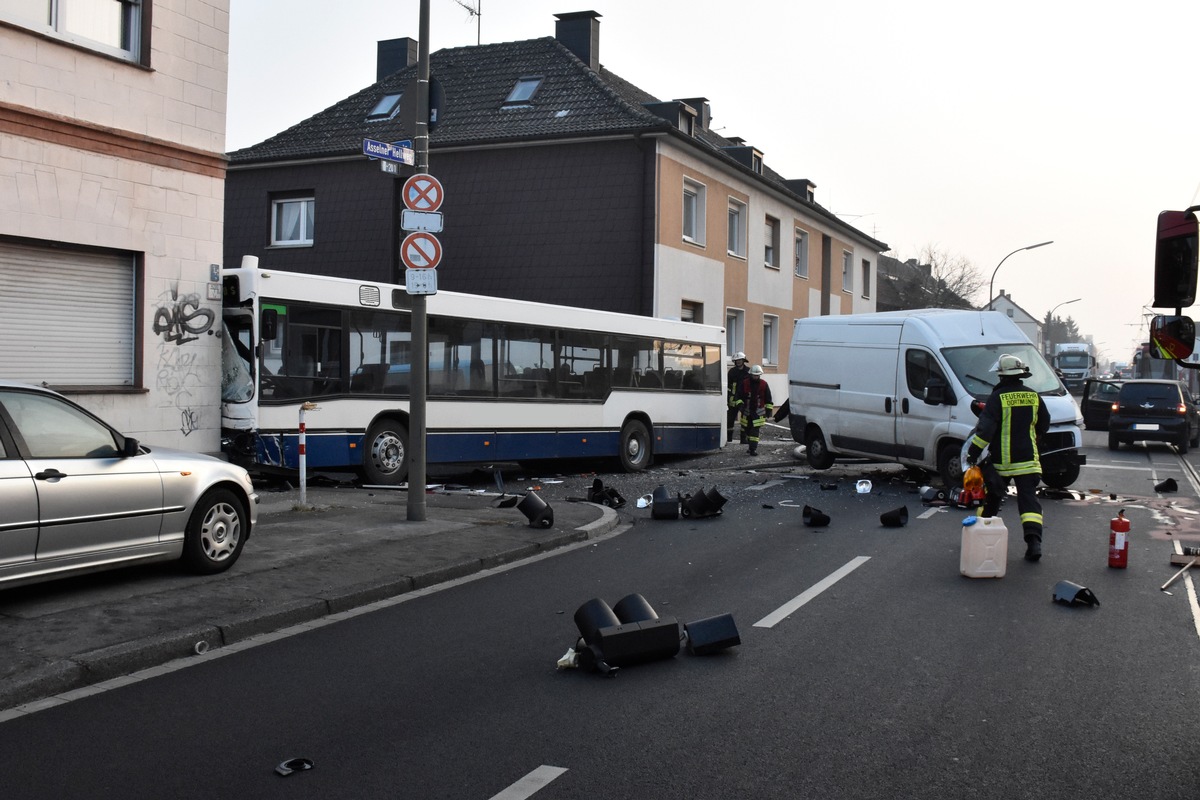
[363,419,409,485]
[805,426,835,470]
[618,420,652,472]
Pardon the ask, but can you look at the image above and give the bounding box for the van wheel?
[362,418,409,485]
[1107,432,1120,451]
[937,443,964,489]
[1191,427,1199,448]
[1178,431,1190,455]
[805,427,835,470]
[1042,463,1080,489]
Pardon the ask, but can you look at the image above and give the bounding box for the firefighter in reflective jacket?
[734,364,774,455]
[726,352,749,443]
[965,354,1051,562]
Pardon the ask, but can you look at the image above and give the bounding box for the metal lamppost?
[1045,297,1081,354]
[987,240,1054,310]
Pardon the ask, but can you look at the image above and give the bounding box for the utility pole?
[407,0,431,521]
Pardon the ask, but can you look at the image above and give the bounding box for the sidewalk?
[0,487,619,714]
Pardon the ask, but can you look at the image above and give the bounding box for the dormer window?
[367,93,403,121]
[504,76,543,106]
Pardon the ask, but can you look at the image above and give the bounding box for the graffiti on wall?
[154,284,217,436]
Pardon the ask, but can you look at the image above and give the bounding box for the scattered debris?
[880,506,908,527]
[1161,557,1198,592]
[1052,580,1100,607]
[1156,478,1179,493]
[276,758,313,777]
[803,505,830,527]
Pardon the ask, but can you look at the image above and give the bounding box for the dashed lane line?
[489,766,568,800]
[753,556,871,628]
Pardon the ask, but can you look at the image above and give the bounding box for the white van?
[787,309,1085,488]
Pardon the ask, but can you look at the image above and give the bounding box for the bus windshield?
[942,342,1065,399]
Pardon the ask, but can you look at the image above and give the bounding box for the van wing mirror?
[1154,209,1199,309]
[1150,314,1196,360]
[923,377,954,406]
[260,308,279,343]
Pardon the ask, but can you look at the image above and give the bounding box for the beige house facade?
[0,1,230,452]
[655,143,881,401]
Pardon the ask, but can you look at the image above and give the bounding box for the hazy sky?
[227,0,1200,366]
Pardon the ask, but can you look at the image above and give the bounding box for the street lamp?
[987,240,1054,310]
[1045,297,1080,354]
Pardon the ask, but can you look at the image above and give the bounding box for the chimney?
[555,10,601,71]
[377,37,418,81]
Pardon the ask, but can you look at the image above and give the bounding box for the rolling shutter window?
[0,241,135,386]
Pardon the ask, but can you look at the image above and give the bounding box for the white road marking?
[754,556,871,628]
[489,766,568,800]
[746,480,786,492]
[917,507,942,519]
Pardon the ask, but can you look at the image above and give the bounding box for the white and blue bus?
[220,263,726,484]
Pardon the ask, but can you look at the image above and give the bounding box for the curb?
[0,505,621,716]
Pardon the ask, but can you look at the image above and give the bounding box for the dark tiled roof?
[230,37,668,162]
[229,34,886,250]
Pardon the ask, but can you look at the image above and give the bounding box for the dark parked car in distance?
[1080,378,1123,430]
[1107,379,1200,452]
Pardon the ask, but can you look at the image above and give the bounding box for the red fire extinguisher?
[1109,509,1130,569]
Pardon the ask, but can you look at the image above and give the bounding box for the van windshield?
[942,343,1065,400]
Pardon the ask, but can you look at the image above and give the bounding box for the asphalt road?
[2,428,1199,798]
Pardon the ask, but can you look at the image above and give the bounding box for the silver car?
[0,381,258,590]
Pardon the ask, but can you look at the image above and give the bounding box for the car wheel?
[805,426,835,470]
[618,419,652,472]
[182,488,247,574]
[1108,432,1119,451]
[1042,462,1080,489]
[937,442,964,489]
[1179,431,1190,455]
[362,418,409,485]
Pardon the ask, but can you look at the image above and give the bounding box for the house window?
[763,315,779,366]
[682,179,706,245]
[842,250,853,293]
[727,199,746,257]
[272,197,315,246]
[504,76,543,105]
[726,308,745,357]
[861,259,871,299]
[367,93,403,121]
[681,301,702,324]
[794,228,809,278]
[765,216,780,268]
[0,0,147,63]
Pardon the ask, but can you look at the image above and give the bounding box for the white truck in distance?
[1052,342,1096,393]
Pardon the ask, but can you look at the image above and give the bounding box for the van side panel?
[789,319,903,459]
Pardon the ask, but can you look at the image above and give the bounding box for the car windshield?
[942,342,1065,400]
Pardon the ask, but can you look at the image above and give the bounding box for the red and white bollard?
[1108,509,1130,569]
[299,402,318,506]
